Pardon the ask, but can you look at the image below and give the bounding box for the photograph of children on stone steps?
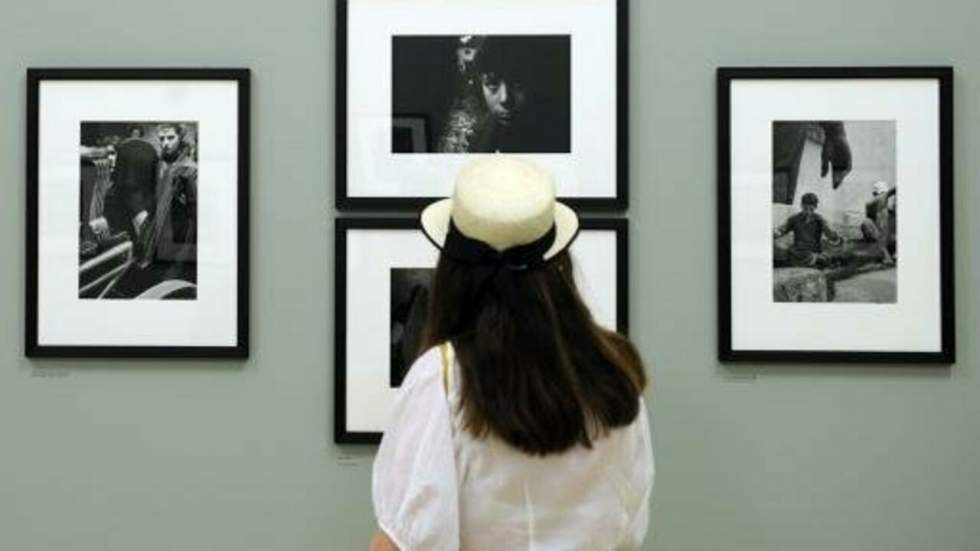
[772,120,897,303]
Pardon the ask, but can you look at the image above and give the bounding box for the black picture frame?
[26,68,251,359]
[335,0,629,211]
[335,216,629,444]
[717,66,954,363]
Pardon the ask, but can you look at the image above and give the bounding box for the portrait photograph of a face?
[334,217,629,443]
[717,67,953,363]
[337,0,628,210]
[27,69,250,358]
[392,34,571,155]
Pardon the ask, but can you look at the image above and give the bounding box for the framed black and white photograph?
[336,0,628,210]
[335,217,628,443]
[27,68,250,358]
[718,67,953,363]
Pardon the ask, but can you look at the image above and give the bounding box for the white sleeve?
[622,398,655,549]
[372,348,460,551]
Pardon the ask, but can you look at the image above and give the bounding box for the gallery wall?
[2,0,979,550]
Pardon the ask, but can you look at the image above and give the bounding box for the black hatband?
[443,220,557,272]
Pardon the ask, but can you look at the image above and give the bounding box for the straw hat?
[420,157,580,269]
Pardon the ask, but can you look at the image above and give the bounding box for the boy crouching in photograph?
[773,192,844,268]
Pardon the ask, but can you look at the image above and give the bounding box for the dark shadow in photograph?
[390,267,434,387]
[771,120,897,303]
[79,121,198,300]
[392,115,430,153]
[392,34,571,154]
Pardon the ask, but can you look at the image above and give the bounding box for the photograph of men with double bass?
[79,121,198,300]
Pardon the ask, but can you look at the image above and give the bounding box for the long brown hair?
[421,249,647,456]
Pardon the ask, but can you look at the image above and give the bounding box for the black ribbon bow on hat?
[443,220,557,272]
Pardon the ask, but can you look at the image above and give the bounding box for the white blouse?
[373,345,655,551]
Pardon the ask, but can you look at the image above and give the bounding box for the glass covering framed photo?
[334,217,628,443]
[336,0,629,210]
[717,67,954,363]
[26,68,250,358]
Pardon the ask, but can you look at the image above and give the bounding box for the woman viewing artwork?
[369,157,654,550]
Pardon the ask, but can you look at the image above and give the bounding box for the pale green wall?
[2,1,979,550]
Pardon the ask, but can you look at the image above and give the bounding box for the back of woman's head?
[422,249,647,456]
